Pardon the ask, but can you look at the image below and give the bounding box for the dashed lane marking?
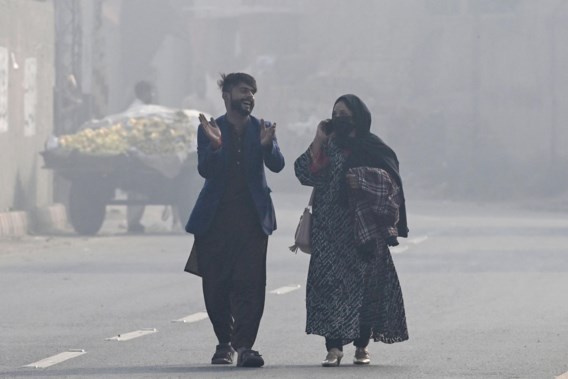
[23,349,86,369]
[391,235,430,254]
[555,371,568,379]
[409,235,429,244]
[390,245,409,254]
[105,328,158,342]
[270,285,301,295]
[172,312,209,323]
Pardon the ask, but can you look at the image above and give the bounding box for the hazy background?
[2,0,568,216]
[79,0,568,201]
[2,3,568,376]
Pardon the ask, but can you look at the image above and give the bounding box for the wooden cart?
[40,149,201,235]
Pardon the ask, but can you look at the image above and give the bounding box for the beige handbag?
[289,189,314,254]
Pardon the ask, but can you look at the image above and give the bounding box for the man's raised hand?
[260,119,276,147]
[199,113,222,149]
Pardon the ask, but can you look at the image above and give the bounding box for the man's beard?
[230,98,254,116]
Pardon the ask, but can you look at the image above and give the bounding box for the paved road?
[1,193,567,378]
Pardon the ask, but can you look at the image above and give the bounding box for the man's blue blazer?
[185,115,285,236]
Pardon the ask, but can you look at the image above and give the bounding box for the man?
[125,80,156,233]
[185,73,284,367]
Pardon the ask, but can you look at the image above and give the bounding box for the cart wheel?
[68,180,107,235]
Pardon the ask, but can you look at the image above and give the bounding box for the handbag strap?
[308,188,315,207]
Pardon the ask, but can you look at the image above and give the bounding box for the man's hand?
[260,119,276,147]
[199,113,222,149]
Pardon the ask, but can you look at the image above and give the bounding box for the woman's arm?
[294,120,332,187]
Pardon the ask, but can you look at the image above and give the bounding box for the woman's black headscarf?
[333,94,409,238]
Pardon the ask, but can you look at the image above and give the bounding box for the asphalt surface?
[1,192,568,378]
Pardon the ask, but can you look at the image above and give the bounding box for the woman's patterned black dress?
[294,141,408,344]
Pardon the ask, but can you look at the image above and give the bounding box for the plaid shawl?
[347,167,401,246]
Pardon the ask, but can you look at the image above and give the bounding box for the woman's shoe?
[322,348,344,367]
[353,347,371,365]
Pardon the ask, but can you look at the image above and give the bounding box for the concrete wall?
[0,0,54,212]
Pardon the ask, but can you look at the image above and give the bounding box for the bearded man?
[184,73,285,367]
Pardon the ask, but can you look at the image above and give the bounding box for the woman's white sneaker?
[322,348,344,367]
[353,347,371,365]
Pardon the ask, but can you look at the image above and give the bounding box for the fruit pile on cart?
[41,105,208,235]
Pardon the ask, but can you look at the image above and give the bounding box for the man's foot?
[236,348,264,367]
[127,222,145,234]
[322,348,343,367]
[353,347,370,365]
[211,343,235,365]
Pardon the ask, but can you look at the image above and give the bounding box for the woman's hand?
[315,119,331,143]
[346,172,359,189]
[311,119,331,156]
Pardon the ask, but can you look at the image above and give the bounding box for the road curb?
[0,204,68,237]
[0,211,28,237]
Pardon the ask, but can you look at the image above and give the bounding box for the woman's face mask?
[331,116,355,138]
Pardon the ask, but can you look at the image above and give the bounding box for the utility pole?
[548,15,557,170]
[471,2,481,157]
[82,0,107,119]
[54,0,83,135]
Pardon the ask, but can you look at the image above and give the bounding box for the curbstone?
[0,204,68,237]
[0,211,29,237]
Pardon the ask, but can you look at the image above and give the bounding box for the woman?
[294,94,409,366]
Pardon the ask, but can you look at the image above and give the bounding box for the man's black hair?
[218,73,257,94]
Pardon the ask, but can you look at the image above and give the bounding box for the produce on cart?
[42,105,209,235]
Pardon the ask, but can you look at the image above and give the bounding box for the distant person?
[294,94,409,366]
[129,80,156,109]
[184,73,284,367]
[125,80,156,233]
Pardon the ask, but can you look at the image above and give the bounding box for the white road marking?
[172,312,209,323]
[270,285,301,295]
[409,235,429,244]
[390,245,409,254]
[391,235,429,254]
[23,349,86,369]
[556,371,568,379]
[105,328,157,341]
